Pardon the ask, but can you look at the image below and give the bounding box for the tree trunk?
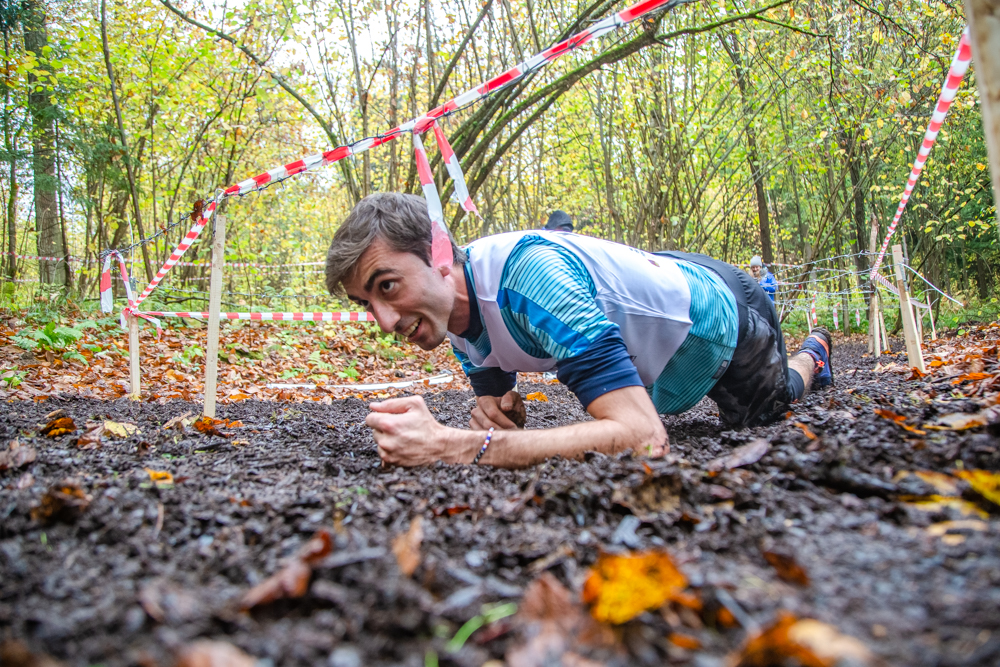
[23,0,65,286]
[720,33,772,263]
[2,25,17,282]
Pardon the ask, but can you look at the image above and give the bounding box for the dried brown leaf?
[707,438,770,472]
[392,516,424,577]
[792,422,817,440]
[734,612,875,667]
[0,440,36,471]
[30,479,92,524]
[76,422,105,449]
[163,411,194,430]
[239,530,331,610]
[762,551,810,586]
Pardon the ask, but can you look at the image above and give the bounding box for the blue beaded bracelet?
[472,427,494,465]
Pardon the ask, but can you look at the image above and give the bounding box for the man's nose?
[370,302,400,333]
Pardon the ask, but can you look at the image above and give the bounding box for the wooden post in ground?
[878,293,891,353]
[892,244,926,372]
[965,0,1000,240]
[203,214,227,418]
[868,217,880,354]
[128,314,140,399]
[927,298,937,340]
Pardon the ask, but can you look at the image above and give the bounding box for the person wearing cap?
[326,193,834,468]
[544,210,574,232]
[749,255,777,302]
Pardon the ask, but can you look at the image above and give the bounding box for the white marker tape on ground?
[266,373,454,391]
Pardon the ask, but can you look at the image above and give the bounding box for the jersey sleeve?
[451,342,517,397]
[497,239,643,407]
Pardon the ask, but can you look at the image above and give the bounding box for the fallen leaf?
[951,372,992,384]
[104,420,138,438]
[507,572,616,667]
[792,422,817,440]
[0,639,64,667]
[734,612,875,667]
[582,550,688,624]
[925,519,989,538]
[76,422,105,449]
[41,416,76,437]
[707,438,770,472]
[953,469,1000,506]
[194,416,230,437]
[893,470,961,496]
[874,408,926,434]
[392,516,424,577]
[668,632,701,650]
[0,440,36,471]
[762,551,810,586]
[902,495,989,519]
[240,529,332,610]
[145,468,174,485]
[525,392,548,402]
[175,639,256,667]
[163,411,194,430]
[30,479,92,524]
[924,412,988,431]
[612,472,681,520]
[229,393,251,401]
[138,579,203,624]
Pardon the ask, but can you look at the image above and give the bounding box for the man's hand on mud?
[470,391,526,430]
[367,396,462,466]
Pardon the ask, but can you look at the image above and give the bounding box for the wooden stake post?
[203,215,226,418]
[965,0,1000,240]
[892,245,926,372]
[128,314,140,399]
[868,218,881,355]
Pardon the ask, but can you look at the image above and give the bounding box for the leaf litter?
[1,329,1000,665]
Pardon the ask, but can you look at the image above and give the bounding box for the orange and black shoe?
[798,327,833,388]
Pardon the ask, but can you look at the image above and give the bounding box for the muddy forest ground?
[2,319,1000,666]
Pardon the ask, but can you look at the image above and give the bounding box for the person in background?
[749,255,777,302]
[544,210,574,232]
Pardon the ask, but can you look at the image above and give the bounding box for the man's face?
[342,238,456,350]
[751,265,761,279]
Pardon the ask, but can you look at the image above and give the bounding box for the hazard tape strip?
[139,310,376,322]
[267,373,455,391]
[870,28,972,279]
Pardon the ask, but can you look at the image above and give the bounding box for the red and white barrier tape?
[209,0,687,201]
[832,303,839,329]
[173,259,324,269]
[871,271,900,296]
[99,251,163,336]
[140,310,375,322]
[132,198,218,308]
[855,308,861,327]
[432,122,479,216]
[117,0,689,312]
[412,131,453,268]
[870,28,972,278]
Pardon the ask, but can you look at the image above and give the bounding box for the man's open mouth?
[402,318,421,339]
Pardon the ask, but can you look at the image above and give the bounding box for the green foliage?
[14,322,86,351]
[337,359,360,379]
[1,369,28,388]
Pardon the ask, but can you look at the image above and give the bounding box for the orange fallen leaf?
[762,551,810,586]
[582,550,687,624]
[41,416,76,438]
[229,393,251,401]
[525,392,549,402]
[874,408,926,434]
[735,612,874,667]
[668,632,701,650]
[392,516,424,577]
[194,416,230,437]
[145,468,174,485]
[953,469,1000,506]
[30,479,92,524]
[792,422,817,440]
[951,372,992,384]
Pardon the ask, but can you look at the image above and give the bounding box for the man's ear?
[438,263,453,278]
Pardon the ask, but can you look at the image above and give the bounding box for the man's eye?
[379,280,395,293]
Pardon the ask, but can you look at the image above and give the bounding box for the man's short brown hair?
[325,192,465,294]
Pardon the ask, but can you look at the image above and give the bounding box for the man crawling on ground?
[325,193,834,468]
